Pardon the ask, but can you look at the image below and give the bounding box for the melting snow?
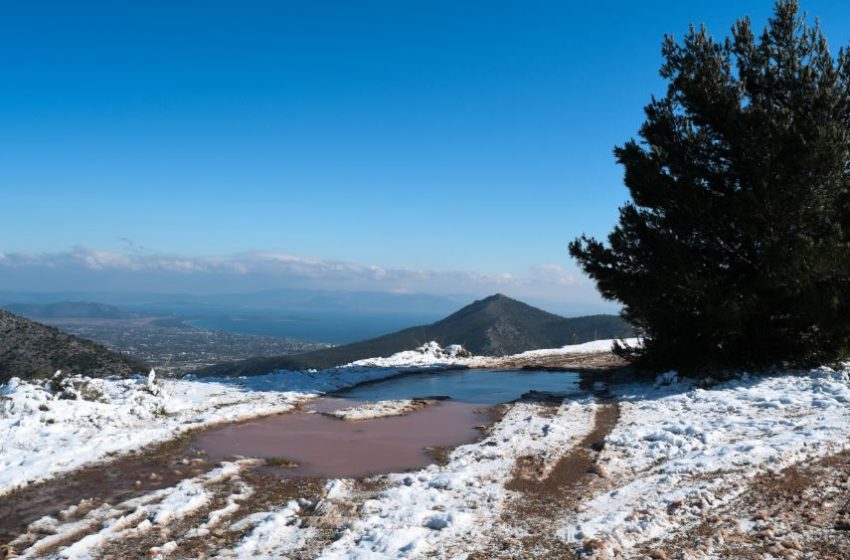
[0,343,469,497]
[4,341,850,559]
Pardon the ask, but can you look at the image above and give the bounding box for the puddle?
[0,369,581,540]
[195,400,488,478]
[194,369,580,478]
[338,368,581,404]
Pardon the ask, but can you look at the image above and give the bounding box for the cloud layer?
[0,247,611,312]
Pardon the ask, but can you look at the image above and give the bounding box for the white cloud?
[527,263,582,285]
[0,247,611,310]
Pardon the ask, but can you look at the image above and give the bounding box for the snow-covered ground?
[317,398,596,558]
[8,459,262,560]
[558,367,850,556]
[345,341,471,368]
[4,341,850,559]
[7,399,597,559]
[0,342,472,498]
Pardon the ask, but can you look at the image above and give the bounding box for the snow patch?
[317,398,597,558]
[507,337,642,359]
[559,368,850,555]
[324,399,430,421]
[217,500,315,559]
[345,342,472,368]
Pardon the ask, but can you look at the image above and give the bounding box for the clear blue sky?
[2,1,850,304]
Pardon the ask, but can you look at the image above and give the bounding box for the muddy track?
[0,433,210,542]
[0,399,508,558]
[507,401,619,497]
[477,394,621,559]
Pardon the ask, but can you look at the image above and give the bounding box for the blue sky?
[3,1,850,309]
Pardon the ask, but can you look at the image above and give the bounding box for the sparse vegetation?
[0,309,147,383]
[264,457,300,469]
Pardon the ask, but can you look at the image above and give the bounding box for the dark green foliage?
[569,1,850,372]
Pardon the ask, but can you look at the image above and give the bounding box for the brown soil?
[0,432,208,542]
[486,351,629,373]
[638,449,850,560]
[507,401,619,497]
[474,393,620,559]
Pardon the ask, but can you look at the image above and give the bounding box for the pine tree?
[569,1,850,372]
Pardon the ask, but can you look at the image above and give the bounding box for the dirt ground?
[482,350,629,373]
[635,449,850,560]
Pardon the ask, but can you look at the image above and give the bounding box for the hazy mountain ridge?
[2,301,137,320]
[198,294,633,376]
[0,310,148,383]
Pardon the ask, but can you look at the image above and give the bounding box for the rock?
[767,545,784,555]
[590,464,608,478]
[781,539,801,550]
[834,517,850,531]
[424,515,449,530]
[582,538,606,551]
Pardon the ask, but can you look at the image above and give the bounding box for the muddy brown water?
[0,399,491,540]
[196,399,489,478]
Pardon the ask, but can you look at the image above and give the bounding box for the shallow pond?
[339,367,582,404]
[194,369,582,478]
[0,369,583,540]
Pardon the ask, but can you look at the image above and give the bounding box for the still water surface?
[194,369,582,478]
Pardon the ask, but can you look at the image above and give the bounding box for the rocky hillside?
[199,294,633,376]
[0,310,147,383]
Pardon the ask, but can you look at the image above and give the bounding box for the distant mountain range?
[2,301,136,320]
[198,294,633,376]
[0,289,470,316]
[0,309,148,383]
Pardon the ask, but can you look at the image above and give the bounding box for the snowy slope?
[4,341,850,559]
[559,368,850,555]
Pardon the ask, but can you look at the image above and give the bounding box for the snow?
[558,367,850,555]
[345,341,471,368]
[507,337,642,359]
[4,339,850,558]
[217,501,316,559]
[11,460,257,560]
[324,399,429,421]
[316,398,597,558]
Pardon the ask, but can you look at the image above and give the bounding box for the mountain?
[198,294,633,376]
[0,310,148,383]
[2,301,136,320]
